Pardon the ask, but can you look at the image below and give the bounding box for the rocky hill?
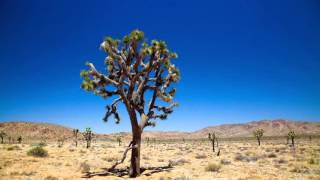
[0,121,73,140]
[192,119,320,138]
[0,119,319,141]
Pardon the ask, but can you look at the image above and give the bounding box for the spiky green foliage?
[253,128,264,146]
[287,130,296,147]
[208,132,216,152]
[80,29,179,126]
[73,129,79,147]
[83,128,93,148]
[0,131,6,144]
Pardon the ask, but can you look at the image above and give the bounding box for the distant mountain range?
[0,119,319,140]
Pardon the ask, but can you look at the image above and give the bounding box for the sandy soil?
[0,139,319,180]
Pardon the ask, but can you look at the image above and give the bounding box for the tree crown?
[80,29,180,130]
[253,128,264,138]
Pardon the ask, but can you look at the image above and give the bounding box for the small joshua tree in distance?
[287,130,296,147]
[57,136,65,148]
[117,136,122,146]
[80,29,180,177]
[73,129,79,147]
[17,135,22,144]
[208,132,216,152]
[253,128,264,146]
[83,128,93,148]
[0,131,6,144]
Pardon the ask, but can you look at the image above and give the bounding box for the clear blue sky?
[0,0,319,133]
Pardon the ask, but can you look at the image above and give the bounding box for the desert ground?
[0,138,319,180]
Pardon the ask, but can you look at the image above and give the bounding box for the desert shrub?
[27,146,48,157]
[38,142,47,147]
[173,176,190,180]
[168,159,190,167]
[234,153,258,162]
[308,158,318,165]
[44,176,59,180]
[104,156,118,162]
[80,162,90,173]
[220,159,231,165]
[7,145,21,151]
[274,159,288,164]
[195,154,207,159]
[143,156,150,160]
[290,164,309,173]
[10,171,36,176]
[267,153,277,158]
[205,162,221,172]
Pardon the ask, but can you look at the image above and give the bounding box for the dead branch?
[109,141,136,170]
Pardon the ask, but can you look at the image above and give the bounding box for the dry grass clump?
[195,154,206,159]
[168,158,190,166]
[27,146,48,157]
[290,163,309,173]
[205,162,221,172]
[234,153,258,162]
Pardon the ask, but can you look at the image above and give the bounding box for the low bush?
[205,162,221,172]
[27,146,48,157]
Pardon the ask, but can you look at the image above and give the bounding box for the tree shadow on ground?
[82,165,173,178]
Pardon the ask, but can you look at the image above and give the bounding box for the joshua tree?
[57,136,65,148]
[0,131,6,144]
[8,136,13,144]
[287,130,296,147]
[80,30,180,177]
[253,128,264,146]
[208,132,216,152]
[116,136,122,146]
[83,128,93,148]
[17,135,22,144]
[73,129,79,147]
[145,137,150,146]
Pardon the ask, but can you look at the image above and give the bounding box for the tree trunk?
[211,140,215,152]
[1,137,3,144]
[86,141,90,148]
[129,131,141,177]
[291,137,295,147]
[258,138,260,146]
